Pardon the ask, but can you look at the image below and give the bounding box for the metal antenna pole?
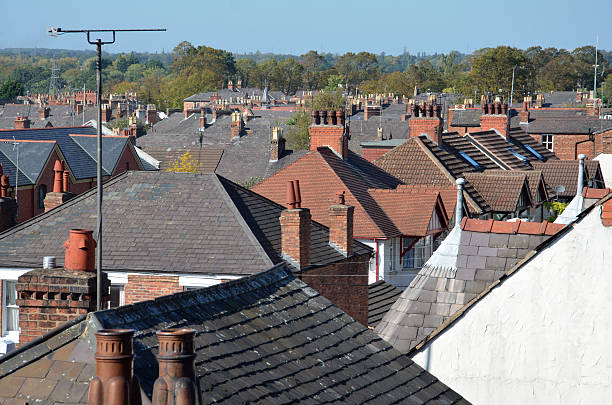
[510,66,516,106]
[83,83,86,125]
[48,27,165,311]
[12,137,19,220]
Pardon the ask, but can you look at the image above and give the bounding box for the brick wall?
[479,115,509,138]
[298,253,370,326]
[309,125,347,158]
[124,274,183,305]
[409,117,443,144]
[362,147,393,162]
[529,133,600,160]
[279,209,311,269]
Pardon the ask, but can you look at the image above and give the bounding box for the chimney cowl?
[63,229,96,271]
[0,174,9,197]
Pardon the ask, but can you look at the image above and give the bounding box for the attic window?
[522,144,545,161]
[506,147,528,162]
[458,151,481,169]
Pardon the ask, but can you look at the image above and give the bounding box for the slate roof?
[140,112,304,184]
[375,218,564,352]
[450,109,481,127]
[532,159,605,198]
[373,136,490,214]
[368,280,402,328]
[0,265,468,405]
[524,117,612,134]
[0,171,369,273]
[253,148,429,239]
[348,104,411,154]
[0,126,139,180]
[140,147,223,173]
[0,140,57,186]
[184,87,285,102]
[463,172,532,212]
[0,104,99,129]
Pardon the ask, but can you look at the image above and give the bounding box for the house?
[0,170,372,347]
[253,111,457,287]
[408,192,612,404]
[0,259,468,404]
[0,126,145,224]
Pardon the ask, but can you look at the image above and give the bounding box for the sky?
[1,0,611,55]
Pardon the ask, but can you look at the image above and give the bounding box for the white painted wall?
[413,208,612,405]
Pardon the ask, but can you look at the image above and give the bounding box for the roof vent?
[42,256,56,269]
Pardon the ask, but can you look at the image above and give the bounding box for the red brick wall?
[124,274,183,305]
[298,253,370,326]
[529,133,602,160]
[280,209,311,269]
[309,125,347,158]
[112,144,142,175]
[409,117,443,144]
[479,115,509,138]
[362,147,392,162]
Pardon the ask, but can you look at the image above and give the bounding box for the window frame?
[2,280,19,341]
[37,184,48,210]
[541,134,554,152]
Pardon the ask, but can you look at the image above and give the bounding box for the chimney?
[602,198,612,226]
[479,101,509,138]
[228,80,234,91]
[519,101,530,124]
[75,103,84,115]
[0,166,17,232]
[152,329,197,405]
[587,99,601,117]
[237,79,242,89]
[408,103,443,144]
[455,178,465,228]
[199,112,206,129]
[88,329,142,405]
[230,111,243,140]
[536,94,544,108]
[101,104,112,123]
[270,127,285,162]
[376,127,384,141]
[44,160,75,212]
[308,110,348,159]
[38,107,50,120]
[146,104,158,125]
[14,115,30,129]
[15,229,109,344]
[279,180,311,269]
[328,191,354,257]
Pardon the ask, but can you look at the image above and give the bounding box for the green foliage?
[166,151,201,173]
[543,201,569,221]
[0,78,23,99]
[311,90,345,110]
[285,110,310,151]
[240,176,264,189]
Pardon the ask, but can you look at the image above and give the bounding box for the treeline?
[1,43,611,110]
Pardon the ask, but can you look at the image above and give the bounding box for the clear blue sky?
[1,0,611,55]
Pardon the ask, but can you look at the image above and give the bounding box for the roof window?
[458,151,481,169]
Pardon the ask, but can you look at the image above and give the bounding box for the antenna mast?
[594,35,599,98]
[49,59,60,99]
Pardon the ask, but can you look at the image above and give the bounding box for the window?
[2,280,19,338]
[402,235,435,270]
[506,147,528,162]
[522,144,544,161]
[541,135,554,152]
[37,184,47,209]
[458,151,482,169]
[107,285,125,309]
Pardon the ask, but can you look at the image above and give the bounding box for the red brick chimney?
[0,166,17,232]
[602,199,612,226]
[308,110,348,159]
[15,229,109,345]
[328,191,354,257]
[519,101,530,124]
[230,111,243,140]
[38,107,50,120]
[152,329,197,405]
[101,104,112,123]
[279,180,311,269]
[408,103,443,144]
[479,101,509,138]
[43,160,75,212]
[270,127,286,162]
[237,79,242,89]
[88,329,142,405]
[14,115,30,129]
[228,80,235,91]
[146,104,158,125]
[199,112,206,129]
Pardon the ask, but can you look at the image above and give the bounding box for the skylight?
[458,151,481,169]
[506,147,528,162]
[522,144,545,161]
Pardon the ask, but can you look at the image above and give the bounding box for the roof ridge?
[69,135,113,174]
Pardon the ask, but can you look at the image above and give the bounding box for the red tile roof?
[460,217,564,235]
[582,187,612,199]
[463,172,532,212]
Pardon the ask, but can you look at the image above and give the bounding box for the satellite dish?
[555,185,566,194]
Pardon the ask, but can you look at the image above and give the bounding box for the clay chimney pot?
[63,229,96,271]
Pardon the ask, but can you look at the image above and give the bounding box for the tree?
[470,46,532,99]
[285,110,310,150]
[0,79,22,99]
[166,151,201,173]
[311,90,345,110]
[300,50,327,90]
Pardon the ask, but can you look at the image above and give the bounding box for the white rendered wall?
[413,208,612,405]
[358,239,387,284]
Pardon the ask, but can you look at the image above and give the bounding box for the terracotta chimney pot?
[63,229,96,271]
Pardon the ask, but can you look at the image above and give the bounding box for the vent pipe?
[577,154,586,197]
[455,178,466,227]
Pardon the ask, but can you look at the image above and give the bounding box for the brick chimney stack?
[270,127,286,162]
[88,329,142,405]
[101,104,112,123]
[408,103,443,144]
[228,80,235,91]
[43,160,75,212]
[479,101,510,138]
[328,191,354,257]
[0,165,17,232]
[230,111,243,140]
[308,110,348,159]
[152,329,197,405]
[38,107,50,120]
[237,79,242,89]
[145,104,158,125]
[519,101,530,124]
[14,115,30,129]
[199,111,206,129]
[280,180,311,269]
[15,229,109,345]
